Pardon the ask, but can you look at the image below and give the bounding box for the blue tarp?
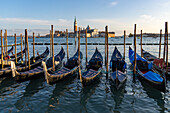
[143,71,163,82]
[129,48,147,64]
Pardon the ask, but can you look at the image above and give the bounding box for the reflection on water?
[80,80,100,113]
[141,81,166,113]
[14,78,45,111]
[110,85,126,110]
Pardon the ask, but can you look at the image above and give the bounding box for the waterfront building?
[99,31,115,38]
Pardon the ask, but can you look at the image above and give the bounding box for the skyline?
[0,0,170,36]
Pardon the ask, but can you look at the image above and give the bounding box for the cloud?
[0,17,73,35]
[110,1,117,7]
[0,17,72,27]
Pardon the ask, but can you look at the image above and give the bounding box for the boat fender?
[55,61,60,66]
[11,61,16,77]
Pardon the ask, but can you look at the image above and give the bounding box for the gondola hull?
[142,49,170,79]
[14,62,62,82]
[82,68,102,86]
[136,70,166,92]
[129,47,166,92]
[110,70,127,89]
[45,66,79,85]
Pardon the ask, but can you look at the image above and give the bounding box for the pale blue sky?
[0,0,170,35]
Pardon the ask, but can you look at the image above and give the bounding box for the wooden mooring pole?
[66,29,69,60]
[105,27,107,66]
[26,30,30,69]
[50,30,52,57]
[5,30,7,56]
[15,34,17,64]
[106,26,109,78]
[141,30,143,57]
[165,22,168,73]
[20,34,23,63]
[134,24,137,74]
[3,32,5,56]
[78,27,82,83]
[85,29,88,65]
[51,25,55,71]
[163,26,166,69]
[33,32,35,58]
[124,30,126,59]
[159,29,162,59]
[25,30,27,68]
[1,30,3,68]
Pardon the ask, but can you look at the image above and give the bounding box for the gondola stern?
[42,61,49,84]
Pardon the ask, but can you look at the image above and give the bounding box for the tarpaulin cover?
[143,71,163,82]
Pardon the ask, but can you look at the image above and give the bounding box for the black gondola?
[0,48,26,77]
[142,49,170,79]
[109,47,127,89]
[11,47,64,82]
[42,49,83,85]
[129,47,166,92]
[0,46,13,58]
[81,47,103,86]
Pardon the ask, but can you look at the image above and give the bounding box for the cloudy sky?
[0,0,170,36]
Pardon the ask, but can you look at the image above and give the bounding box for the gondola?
[0,47,49,78]
[11,47,65,82]
[129,47,166,92]
[142,49,170,79]
[109,46,127,89]
[0,46,14,67]
[15,46,49,72]
[0,46,14,58]
[81,47,103,86]
[42,49,83,85]
[10,48,26,62]
[0,48,26,68]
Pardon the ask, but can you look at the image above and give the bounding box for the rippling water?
[0,37,169,113]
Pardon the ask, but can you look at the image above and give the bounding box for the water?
[0,37,169,113]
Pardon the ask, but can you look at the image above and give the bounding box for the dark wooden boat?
[10,48,26,62]
[129,47,166,92]
[0,48,26,69]
[110,46,127,89]
[81,47,103,86]
[42,49,83,85]
[0,46,14,58]
[1,47,49,78]
[11,47,65,82]
[142,49,170,79]
[15,46,49,72]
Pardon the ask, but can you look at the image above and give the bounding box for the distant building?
[99,31,115,38]
[74,17,78,37]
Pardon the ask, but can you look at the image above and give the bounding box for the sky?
[0,0,170,36]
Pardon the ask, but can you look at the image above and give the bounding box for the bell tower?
[74,17,77,34]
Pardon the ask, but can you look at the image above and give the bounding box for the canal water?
[0,37,169,113]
